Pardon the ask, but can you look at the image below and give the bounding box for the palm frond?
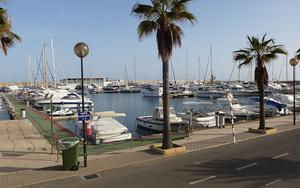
[137,20,156,39]
[131,3,156,19]
[169,23,182,47]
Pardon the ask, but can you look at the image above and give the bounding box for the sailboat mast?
[27,54,31,86]
[124,65,128,84]
[186,52,189,82]
[198,56,201,84]
[286,54,288,81]
[42,43,47,87]
[50,38,56,88]
[210,45,213,84]
[134,55,136,83]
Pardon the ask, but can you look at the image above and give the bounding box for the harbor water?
[60,93,213,134]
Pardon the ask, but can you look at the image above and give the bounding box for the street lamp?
[74,42,89,167]
[289,57,298,125]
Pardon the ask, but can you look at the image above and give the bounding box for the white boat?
[76,111,132,144]
[35,90,94,111]
[178,101,217,128]
[275,93,300,112]
[47,107,74,116]
[142,85,163,97]
[216,97,258,121]
[136,107,187,133]
[196,86,226,99]
[245,96,290,116]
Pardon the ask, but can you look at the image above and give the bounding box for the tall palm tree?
[132,0,196,149]
[233,34,287,130]
[0,7,21,56]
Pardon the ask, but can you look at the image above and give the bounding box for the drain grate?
[82,174,100,181]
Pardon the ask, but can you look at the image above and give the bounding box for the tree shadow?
[0,166,32,173]
[176,156,300,187]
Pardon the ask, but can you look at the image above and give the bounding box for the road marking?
[194,160,210,165]
[272,153,289,159]
[236,163,257,171]
[265,179,282,186]
[189,176,216,185]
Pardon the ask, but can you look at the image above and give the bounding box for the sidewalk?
[0,115,299,188]
[0,120,58,175]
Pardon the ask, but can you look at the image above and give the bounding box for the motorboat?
[216,97,258,121]
[47,107,74,116]
[76,111,132,144]
[136,106,187,133]
[142,85,163,97]
[35,89,94,111]
[177,101,217,128]
[244,96,290,116]
[274,93,300,112]
[196,86,226,99]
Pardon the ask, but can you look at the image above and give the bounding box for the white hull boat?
[136,107,187,133]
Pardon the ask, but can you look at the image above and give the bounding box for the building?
[60,77,105,86]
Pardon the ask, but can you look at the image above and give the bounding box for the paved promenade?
[0,115,299,188]
[0,120,58,175]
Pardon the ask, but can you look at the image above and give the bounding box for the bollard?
[215,112,220,128]
[20,108,26,119]
[218,111,225,128]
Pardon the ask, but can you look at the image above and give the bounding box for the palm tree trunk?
[256,63,266,130]
[162,59,172,149]
[258,85,265,130]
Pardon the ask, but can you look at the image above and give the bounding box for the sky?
[1,0,300,82]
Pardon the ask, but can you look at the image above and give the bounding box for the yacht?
[35,90,94,111]
[136,107,187,133]
[177,101,217,128]
[216,97,258,121]
[76,111,132,144]
[142,85,163,97]
[245,96,290,116]
[196,86,226,99]
[47,107,74,116]
[275,93,300,112]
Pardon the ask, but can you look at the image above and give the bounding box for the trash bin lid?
[59,137,80,150]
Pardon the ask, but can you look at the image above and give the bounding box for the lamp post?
[289,57,298,125]
[74,42,89,167]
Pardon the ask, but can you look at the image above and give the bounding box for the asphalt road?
[27,128,300,188]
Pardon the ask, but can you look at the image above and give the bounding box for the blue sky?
[0,0,300,82]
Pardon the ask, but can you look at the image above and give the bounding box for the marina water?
[61,93,209,135]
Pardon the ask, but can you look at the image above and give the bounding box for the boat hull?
[136,117,187,133]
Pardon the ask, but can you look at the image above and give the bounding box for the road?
[27,128,300,188]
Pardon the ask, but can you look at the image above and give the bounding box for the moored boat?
[136,106,188,133]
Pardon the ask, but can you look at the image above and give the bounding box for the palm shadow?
[176,156,300,187]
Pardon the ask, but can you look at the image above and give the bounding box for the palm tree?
[296,49,300,60]
[132,0,196,149]
[0,7,21,56]
[233,34,287,130]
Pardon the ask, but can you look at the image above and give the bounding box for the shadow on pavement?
[176,156,300,187]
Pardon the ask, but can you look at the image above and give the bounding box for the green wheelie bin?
[59,137,80,171]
